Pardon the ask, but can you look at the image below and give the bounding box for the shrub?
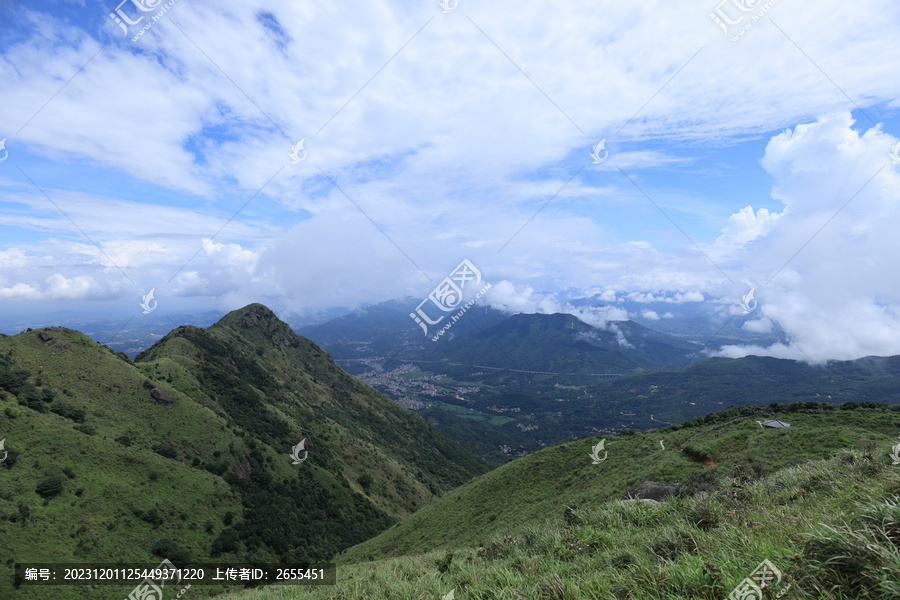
[36,475,67,498]
[433,550,454,574]
[150,538,191,564]
[2,450,19,468]
[4,406,20,419]
[73,424,96,435]
[26,397,47,413]
[50,400,86,423]
[153,445,177,460]
[17,502,29,525]
[141,507,164,527]
[114,435,133,447]
[211,528,241,556]
[357,473,374,491]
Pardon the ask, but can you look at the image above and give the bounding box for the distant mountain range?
[295,302,900,464]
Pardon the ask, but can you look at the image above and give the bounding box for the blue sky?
[2,0,900,362]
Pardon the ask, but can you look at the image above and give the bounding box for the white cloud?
[708,113,900,362]
[485,280,629,329]
[742,317,772,333]
[0,1,899,364]
[715,206,783,247]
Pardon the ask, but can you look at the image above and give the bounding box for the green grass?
[217,445,900,599]
[331,409,900,564]
[0,308,490,600]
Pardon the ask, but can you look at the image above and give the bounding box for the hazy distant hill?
[0,304,488,599]
[298,305,900,465]
[420,312,701,374]
[578,354,900,430]
[297,297,509,359]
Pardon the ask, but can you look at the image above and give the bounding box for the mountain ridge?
[0,304,488,599]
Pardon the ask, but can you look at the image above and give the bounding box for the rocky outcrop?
[234,455,252,479]
[150,387,174,405]
[234,304,302,347]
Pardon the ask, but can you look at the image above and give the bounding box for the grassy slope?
[0,307,490,600]
[0,327,245,599]
[138,304,489,517]
[335,406,900,564]
[223,444,900,599]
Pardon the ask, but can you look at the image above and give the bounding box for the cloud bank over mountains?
[0,0,898,362]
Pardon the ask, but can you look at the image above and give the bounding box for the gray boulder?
[150,387,173,405]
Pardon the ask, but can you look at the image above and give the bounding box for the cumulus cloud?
[715,206,783,247]
[1,1,899,364]
[708,113,900,363]
[485,280,629,329]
